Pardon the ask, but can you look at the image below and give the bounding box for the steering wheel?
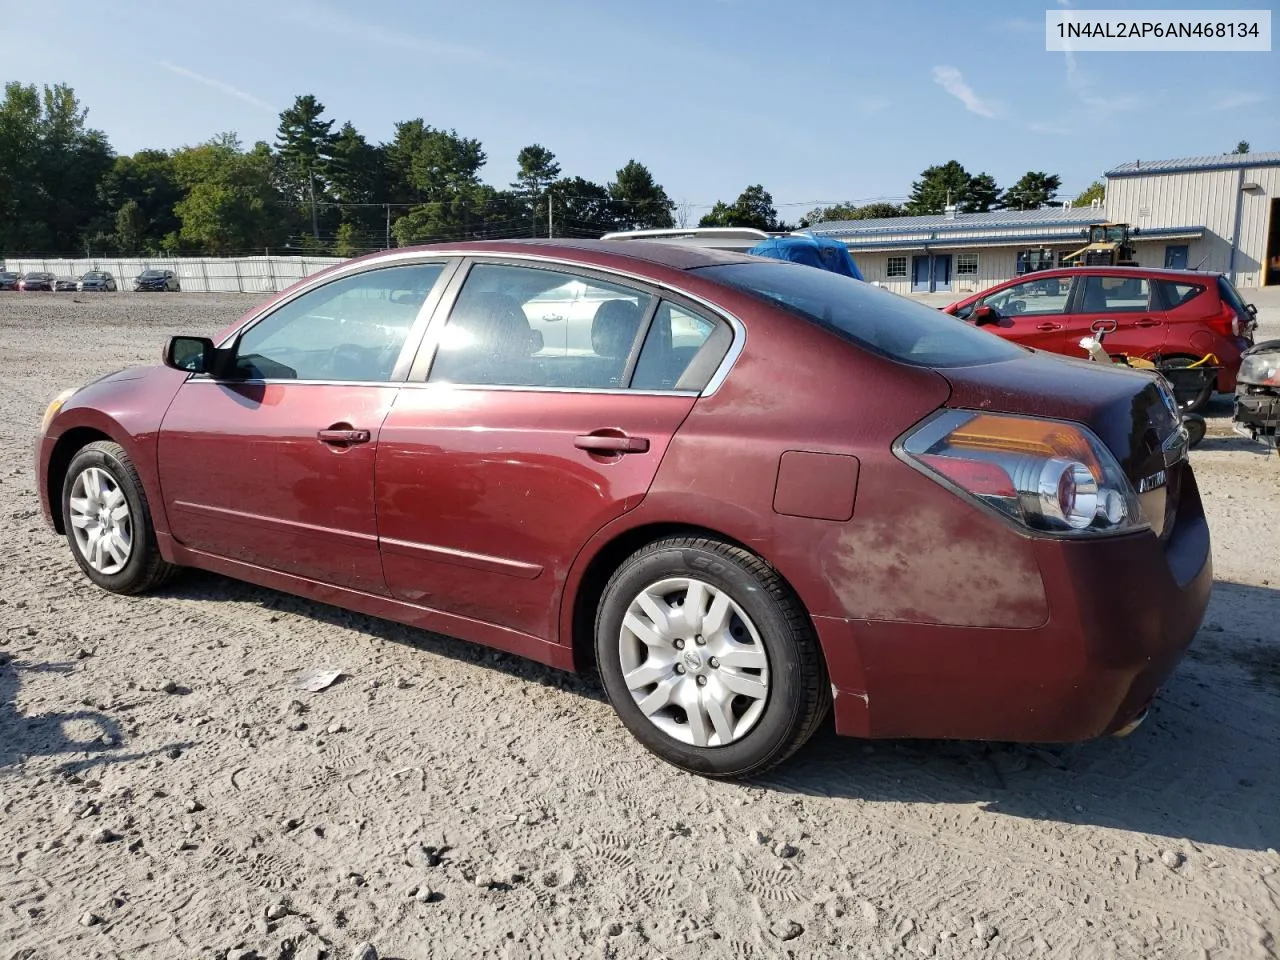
[1008,300,1027,315]
[324,343,371,379]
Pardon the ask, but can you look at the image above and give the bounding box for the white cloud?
[1208,91,1265,111]
[1029,121,1072,136]
[931,65,1000,119]
[159,62,276,113]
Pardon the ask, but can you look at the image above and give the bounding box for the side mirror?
[164,335,214,373]
[972,304,999,326]
[1246,303,1257,317]
[163,335,238,377]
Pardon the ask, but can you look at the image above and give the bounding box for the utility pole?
[385,204,391,250]
[548,194,554,238]
[309,171,319,241]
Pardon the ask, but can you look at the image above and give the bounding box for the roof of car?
[1036,265,1222,279]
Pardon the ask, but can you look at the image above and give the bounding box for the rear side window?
[632,301,729,391]
[1154,279,1205,309]
[1076,276,1150,313]
[1217,276,1253,324]
[695,261,1023,368]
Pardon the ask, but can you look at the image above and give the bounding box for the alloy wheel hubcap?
[618,577,770,747]
[69,467,133,575]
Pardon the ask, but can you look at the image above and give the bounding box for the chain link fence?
[1,256,347,293]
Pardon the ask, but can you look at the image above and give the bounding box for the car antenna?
[1190,253,1209,270]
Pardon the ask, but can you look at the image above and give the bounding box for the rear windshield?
[694,261,1023,367]
[1217,276,1252,323]
[140,270,164,278]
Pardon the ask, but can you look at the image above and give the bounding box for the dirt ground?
[1,289,1277,960]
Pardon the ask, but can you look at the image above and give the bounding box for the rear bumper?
[822,465,1212,742]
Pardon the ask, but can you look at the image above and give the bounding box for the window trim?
[209,257,462,385]
[885,255,908,279]
[407,256,740,396]
[955,252,979,276]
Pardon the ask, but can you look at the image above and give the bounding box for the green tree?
[904,161,1003,216]
[0,81,113,255]
[1000,171,1062,211]
[699,184,779,231]
[963,172,1001,213]
[328,121,388,246]
[547,176,616,237]
[171,136,288,255]
[332,221,365,257]
[114,199,147,253]
[1071,180,1106,208]
[384,120,488,244]
[803,201,902,225]
[512,144,561,237]
[275,95,338,239]
[1234,140,1250,154]
[608,160,675,230]
[98,149,183,254]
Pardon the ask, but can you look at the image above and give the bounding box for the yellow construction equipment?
[1062,222,1140,267]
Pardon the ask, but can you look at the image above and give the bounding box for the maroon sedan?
[35,241,1211,778]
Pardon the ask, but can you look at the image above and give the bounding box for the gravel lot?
[1,289,1278,960]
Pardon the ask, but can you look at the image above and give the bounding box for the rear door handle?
[1133,319,1162,328]
[575,433,650,454]
[1036,322,1062,331]
[317,428,371,445]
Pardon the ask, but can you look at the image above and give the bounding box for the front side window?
[1074,276,1150,313]
[428,263,655,388]
[982,276,1075,317]
[233,263,444,381]
[886,256,907,279]
[697,261,1023,368]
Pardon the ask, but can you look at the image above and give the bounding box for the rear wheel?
[595,536,829,778]
[62,441,177,594]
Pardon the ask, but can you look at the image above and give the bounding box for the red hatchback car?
[35,241,1211,777]
[943,266,1257,409]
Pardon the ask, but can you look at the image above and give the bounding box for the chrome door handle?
[317,428,371,445]
[575,433,650,454]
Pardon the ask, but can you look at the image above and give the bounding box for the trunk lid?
[940,348,1187,538]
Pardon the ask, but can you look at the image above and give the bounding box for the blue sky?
[3,0,1276,218]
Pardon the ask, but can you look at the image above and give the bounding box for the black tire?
[61,440,178,595]
[595,536,829,779]
[1182,413,1207,447]
[1160,357,1215,413]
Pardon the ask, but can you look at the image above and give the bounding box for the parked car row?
[0,269,180,292]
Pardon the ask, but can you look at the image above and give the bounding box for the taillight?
[898,410,1147,537]
[1207,300,1237,338]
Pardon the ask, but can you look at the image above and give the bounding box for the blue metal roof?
[836,225,1204,251]
[1106,151,1280,178]
[805,206,1101,238]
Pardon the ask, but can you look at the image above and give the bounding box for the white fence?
[1,256,348,294]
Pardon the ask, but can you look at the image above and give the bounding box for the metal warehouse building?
[806,150,1280,296]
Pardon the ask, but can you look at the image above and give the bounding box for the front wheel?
[595,537,829,778]
[62,440,178,594]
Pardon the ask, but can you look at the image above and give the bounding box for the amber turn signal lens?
[944,414,1103,480]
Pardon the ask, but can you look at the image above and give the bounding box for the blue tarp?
[746,235,864,281]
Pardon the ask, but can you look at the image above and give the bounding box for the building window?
[886,256,907,278]
[956,253,979,276]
